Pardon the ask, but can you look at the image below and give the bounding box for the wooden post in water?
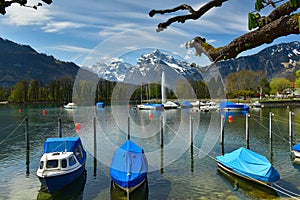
[269,112,274,161]
[190,115,193,146]
[289,111,294,152]
[160,115,164,148]
[245,113,250,149]
[127,116,130,140]
[58,117,62,137]
[220,114,225,155]
[25,117,30,175]
[93,117,97,177]
[190,144,194,173]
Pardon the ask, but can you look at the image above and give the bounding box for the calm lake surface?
[1,103,300,200]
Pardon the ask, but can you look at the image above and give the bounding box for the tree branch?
[187,13,300,63]
[149,0,228,32]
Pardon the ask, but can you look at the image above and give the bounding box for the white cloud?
[52,45,92,53]
[42,21,86,33]
[3,3,51,26]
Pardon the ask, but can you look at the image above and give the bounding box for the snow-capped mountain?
[89,60,132,82]
[89,49,203,83]
[215,41,300,80]
[88,41,300,84]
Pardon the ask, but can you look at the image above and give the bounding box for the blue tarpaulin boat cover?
[292,143,300,151]
[219,101,249,110]
[216,147,280,183]
[110,140,148,189]
[43,137,86,164]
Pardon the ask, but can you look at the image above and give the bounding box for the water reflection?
[217,166,278,198]
[110,179,149,200]
[37,170,86,200]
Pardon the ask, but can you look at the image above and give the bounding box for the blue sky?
[0,0,298,67]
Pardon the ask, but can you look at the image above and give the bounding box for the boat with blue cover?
[216,147,280,185]
[96,102,105,108]
[36,137,86,193]
[219,101,249,111]
[110,140,148,192]
[292,143,300,162]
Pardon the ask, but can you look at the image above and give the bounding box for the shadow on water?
[36,170,87,200]
[217,167,279,199]
[110,179,149,200]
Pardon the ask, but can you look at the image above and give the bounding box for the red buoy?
[228,115,233,123]
[42,109,47,116]
[18,108,22,113]
[75,123,81,132]
[149,113,153,120]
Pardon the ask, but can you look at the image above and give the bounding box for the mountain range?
[88,41,300,84]
[0,37,299,88]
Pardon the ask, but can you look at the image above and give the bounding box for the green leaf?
[290,0,298,7]
[248,13,259,30]
[255,0,264,11]
[298,16,300,32]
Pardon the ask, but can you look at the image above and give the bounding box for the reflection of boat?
[63,102,77,109]
[292,143,300,163]
[219,101,249,111]
[37,169,86,200]
[199,101,218,112]
[37,137,87,194]
[110,179,149,200]
[163,101,179,109]
[96,102,105,108]
[250,101,262,108]
[216,147,280,186]
[136,103,164,110]
[180,100,193,108]
[219,109,249,118]
[217,163,278,198]
[110,140,148,192]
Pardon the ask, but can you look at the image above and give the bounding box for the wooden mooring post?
[25,117,30,175]
[220,114,225,155]
[245,113,250,149]
[127,116,130,140]
[289,111,294,152]
[190,115,193,146]
[93,117,97,177]
[58,117,62,137]
[269,112,274,161]
[160,115,164,148]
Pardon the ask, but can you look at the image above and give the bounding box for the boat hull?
[217,163,270,186]
[292,150,300,163]
[38,164,85,194]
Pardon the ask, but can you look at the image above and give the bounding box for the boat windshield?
[39,161,44,169]
[69,156,77,166]
[46,160,58,168]
[62,159,67,168]
[75,145,83,160]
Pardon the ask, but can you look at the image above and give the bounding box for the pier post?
[220,114,225,155]
[127,116,130,140]
[93,117,97,177]
[25,117,30,175]
[160,115,164,148]
[190,144,194,173]
[289,111,294,152]
[190,115,193,146]
[246,113,250,149]
[58,117,62,137]
[269,112,274,161]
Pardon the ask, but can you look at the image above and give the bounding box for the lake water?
[1,103,300,200]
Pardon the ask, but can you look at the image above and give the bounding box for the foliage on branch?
[0,0,52,15]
